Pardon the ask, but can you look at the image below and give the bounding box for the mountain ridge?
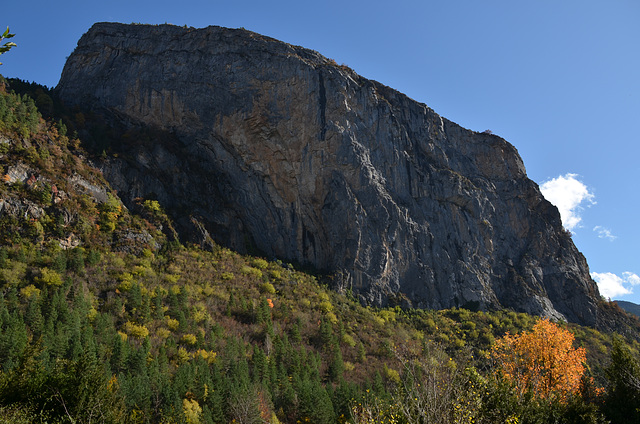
[56,22,600,325]
[615,300,640,317]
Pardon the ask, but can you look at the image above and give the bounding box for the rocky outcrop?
[56,22,601,325]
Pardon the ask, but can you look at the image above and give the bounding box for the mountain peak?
[56,23,601,325]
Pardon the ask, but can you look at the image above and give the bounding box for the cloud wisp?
[540,173,595,231]
[593,226,617,241]
[591,271,640,299]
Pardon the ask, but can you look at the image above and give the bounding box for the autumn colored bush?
[492,318,586,401]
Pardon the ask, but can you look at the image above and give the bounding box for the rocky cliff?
[56,22,601,325]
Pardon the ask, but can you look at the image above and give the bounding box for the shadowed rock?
[56,22,601,325]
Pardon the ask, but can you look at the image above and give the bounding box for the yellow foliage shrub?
[195,349,218,364]
[372,315,386,327]
[20,284,41,299]
[0,261,27,286]
[35,267,63,287]
[268,269,282,281]
[165,274,180,284]
[379,310,396,322]
[181,333,197,345]
[177,347,190,364]
[183,398,202,424]
[87,307,98,322]
[156,328,171,339]
[383,364,401,385]
[220,272,234,280]
[203,285,215,297]
[270,412,282,424]
[241,266,263,279]
[117,272,134,291]
[192,308,208,324]
[259,282,276,295]
[342,333,357,347]
[251,258,269,270]
[167,317,180,331]
[319,300,333,313]
[124,321,149,339]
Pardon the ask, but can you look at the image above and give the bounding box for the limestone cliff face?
[56,22,601,325]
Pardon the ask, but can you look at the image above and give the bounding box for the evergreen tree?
[24,295,44,338]
[68,247,85,274]
[604,338,640,424]
[0,310,28,371]
[251,346,268,384]
[86,248,101,266]
[51,251,67,273]
[327,343,344,382]
[153,292,164,320]
[296,376,335,424]
[65,310,83,361]
[319,316,334,349]
[127,283,143,316]
[110,333,129,374]
[290,317,302,343]
[0,248,7,268]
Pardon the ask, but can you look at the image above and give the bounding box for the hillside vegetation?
[1,76,640,423]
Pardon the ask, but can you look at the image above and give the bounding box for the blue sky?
[3,1,639,303]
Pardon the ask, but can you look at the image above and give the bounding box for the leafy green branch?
[0,27,16,65]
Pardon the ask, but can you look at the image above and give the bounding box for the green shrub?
[259,282,276,295]
[167,317,180,331]
[319,300,333,313]
[123,321,149,339]
[268,269,282,281]
[19,284,40,299]
[241,266,263,279]
[0,261,27,286]
[251,258,269,270]
[383,364,401,385]
[342,333,357,347]
[180,334,197,345]
[117,272,134,291]
[34,267,63,287]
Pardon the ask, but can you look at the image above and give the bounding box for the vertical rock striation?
[56,23,601,325]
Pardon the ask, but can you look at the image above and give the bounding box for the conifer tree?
[604,338,640,423]
[110,333,129,373]
[327,343,344,382]
[0,310,27,370]
[24,295,44,337]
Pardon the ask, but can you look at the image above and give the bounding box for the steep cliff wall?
[56,22,601,325]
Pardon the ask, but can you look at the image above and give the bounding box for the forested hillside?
[1,76,640,423]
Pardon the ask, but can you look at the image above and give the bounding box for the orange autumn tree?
[491,318,586,401]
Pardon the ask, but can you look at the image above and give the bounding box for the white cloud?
[593,226,617,241]
[591,271,640,299]
[623,271,640,286]
[540,173,595,231]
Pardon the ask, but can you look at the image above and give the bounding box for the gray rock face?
[56,22,601,325]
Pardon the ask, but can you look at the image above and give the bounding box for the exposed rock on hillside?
[56,22,601,325]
